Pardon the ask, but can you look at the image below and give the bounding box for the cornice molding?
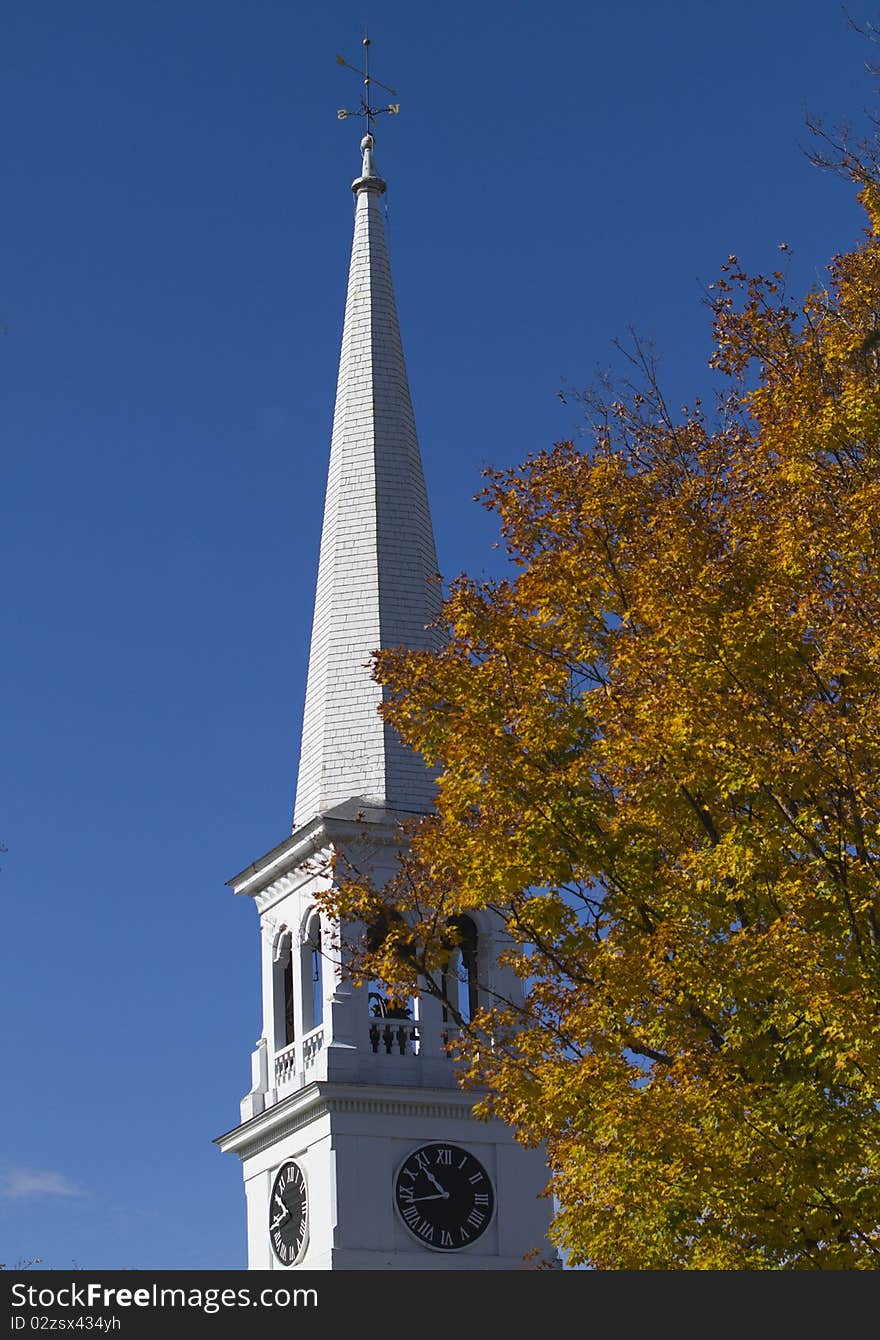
[214,1081,493,1162]
[228,805,426,903]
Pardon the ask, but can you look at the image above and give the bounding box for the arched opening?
[283,954,295,1046]
[442,914,479,1024]
[301,912,323,1033]
[365,911,412,1020]
[272,928,295,1050]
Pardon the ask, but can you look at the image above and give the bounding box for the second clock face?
[269,1160,308,1266]
[394,1143,495,1251]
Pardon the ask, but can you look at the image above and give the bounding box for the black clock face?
[394,1143,495,1251]
[269,1160,308,1266]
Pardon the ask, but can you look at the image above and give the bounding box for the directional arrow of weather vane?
[336,35,400,135]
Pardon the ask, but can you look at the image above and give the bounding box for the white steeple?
[292,131,441,830]
[217,99,559,1272]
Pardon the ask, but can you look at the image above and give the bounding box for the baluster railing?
[302,1025,324,1070]
[367,1014,419,1056]
[274,1040,297,1088]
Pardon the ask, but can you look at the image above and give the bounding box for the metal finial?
[335,33,400,139]
[360,133,378,179]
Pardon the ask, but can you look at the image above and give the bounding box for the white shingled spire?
[292,133,442,830]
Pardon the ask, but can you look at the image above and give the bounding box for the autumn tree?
[318,140,880,1268]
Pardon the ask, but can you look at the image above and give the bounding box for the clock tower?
[215,89,558,1271]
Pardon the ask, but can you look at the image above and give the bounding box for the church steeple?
[217,74,558,1272]
[292,130,441,830]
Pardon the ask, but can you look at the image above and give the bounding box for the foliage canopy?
[320,154,880,1267]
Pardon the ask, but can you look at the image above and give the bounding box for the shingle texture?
[292,172,442,830]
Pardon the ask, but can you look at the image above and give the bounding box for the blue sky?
[1,0,877,1270]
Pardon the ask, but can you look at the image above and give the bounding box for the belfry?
[215,46,557,1269]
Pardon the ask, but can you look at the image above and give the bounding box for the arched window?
[442,915,479,1024]
[365,911,412,1020]
[283,955,295,1046]
[272,928,295,1049]
[301,912,323,1033]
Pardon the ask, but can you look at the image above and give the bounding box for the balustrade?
[274,1040,297,1088]
[302,1026,324,1070]
[368,1016,420,1056]
[270,1015,459,1096]
[273,1027,325,1089]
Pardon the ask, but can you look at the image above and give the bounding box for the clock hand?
[273,1193,290,1220]
[409,1192,450,1202]
[423,1170,448,1196]
[269,1212,287,1231]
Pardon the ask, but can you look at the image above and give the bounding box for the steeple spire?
[292,122,441,831]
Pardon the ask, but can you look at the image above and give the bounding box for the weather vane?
[336,35,400,136]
